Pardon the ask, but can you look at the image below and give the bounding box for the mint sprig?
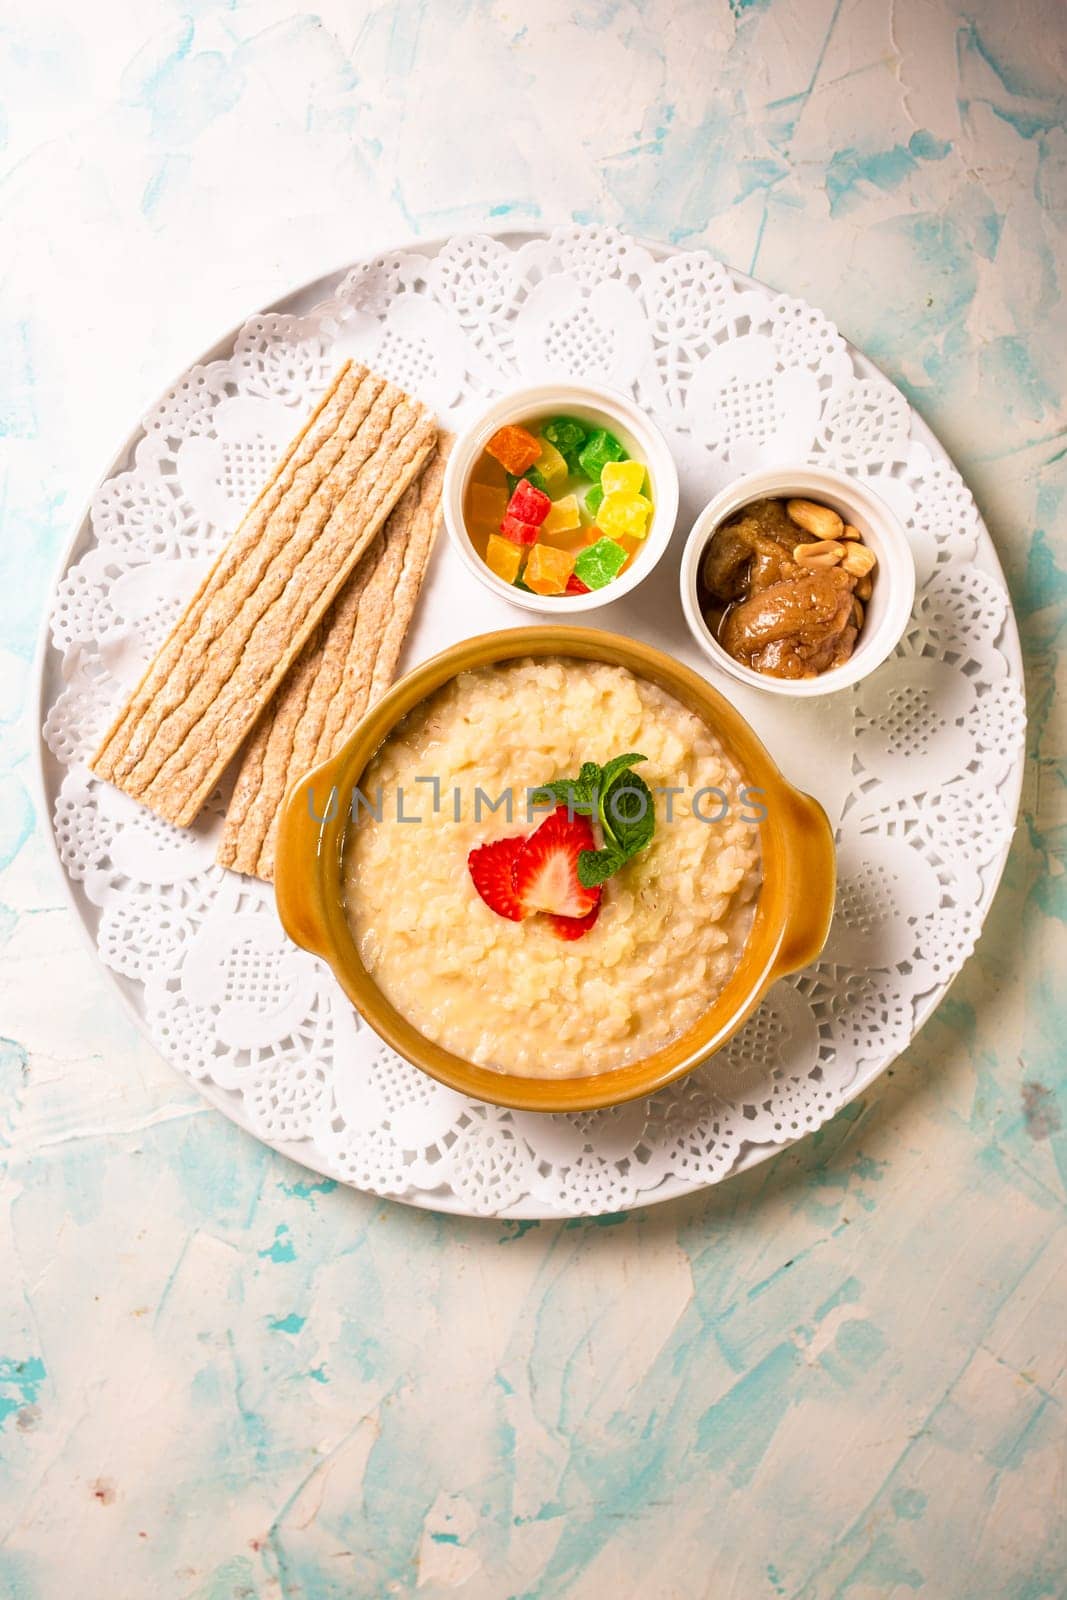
[532,761,603,815]
[532,753,655,889]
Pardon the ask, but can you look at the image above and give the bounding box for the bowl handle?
[771,786,836,978]
[274,754,346,960]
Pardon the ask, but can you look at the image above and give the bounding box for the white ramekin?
[442,382,680,614]
[679,467,916,698]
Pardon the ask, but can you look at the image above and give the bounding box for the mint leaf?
[577,846,625,888]
[602,770,655,857]
[532,767,598,815]
[580,770,655,886]
[532,779,592,813]
[532,760,607,816]
[535,751,655,889]
[598,752,646,790]
[596,754,646,846]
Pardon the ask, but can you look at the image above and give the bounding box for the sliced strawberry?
[468,835,526,921]
[546,901,602,940]
[513,807,601,921]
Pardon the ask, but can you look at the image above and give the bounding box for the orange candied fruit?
[485,533,524,584]
[469,482,509,527]
[484,424,541,475]
[524,543,576,595]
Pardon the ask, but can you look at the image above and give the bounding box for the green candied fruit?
[585,483,604,518]
[541,416,588,470]
[577,428,626,480]
[574,536,628,590]
[509,467,547,494]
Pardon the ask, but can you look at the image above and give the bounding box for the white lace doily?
[37,227,1025,1219]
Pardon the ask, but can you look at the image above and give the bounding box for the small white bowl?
[442,382,680,614]
[679,467,916,697]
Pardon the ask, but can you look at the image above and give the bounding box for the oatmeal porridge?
[342,657,762,1078]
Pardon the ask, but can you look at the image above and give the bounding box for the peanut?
[851,598,864,628]
[793,539,845,569]
[787,498,844,541]
[841,524,862,541]
[855,574,873,601]
[842,543,877,578]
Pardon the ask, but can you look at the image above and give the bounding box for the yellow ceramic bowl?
[274,627,835,1113]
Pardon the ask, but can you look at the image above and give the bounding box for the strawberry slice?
[468,835,526,921]
[546,902,602,941]
[512,807,601,921]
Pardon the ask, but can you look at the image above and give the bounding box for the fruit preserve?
[463,414,654,597]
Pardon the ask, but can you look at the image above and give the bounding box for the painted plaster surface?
[1,1,1065,1595]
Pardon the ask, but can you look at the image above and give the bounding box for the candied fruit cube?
[524,543,577,595]
[574,536,628,590]
[500,513,541,546]
[469,482,509,526]
[485,534,524,584]
[542,416,588,470]
[566,574,591,595]
[601,460,646,496]
[584,483,604,518]
[597,490,653,540]
[577,428,626,479]
[511,466,547,492]
[485,424,541,475]
[507,478,551,526]
[541,493,581,534]
[534,438,569,491]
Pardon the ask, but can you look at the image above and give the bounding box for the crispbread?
[91,363,436,826]
[217,438,449,880]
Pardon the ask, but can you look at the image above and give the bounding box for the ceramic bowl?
[442,382,680,613]
[679,466,916,697]
[274,627,835,1113]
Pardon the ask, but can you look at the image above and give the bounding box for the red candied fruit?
[507,478,551,526]
[499,513,540,547]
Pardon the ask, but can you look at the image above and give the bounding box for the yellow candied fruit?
[485,533,524,584]
[598,490,653,540]
[541,493,581,534]
[524,543,576,595]
[469,482,509,526]
[534,439,569,491]
[601,461,646,496]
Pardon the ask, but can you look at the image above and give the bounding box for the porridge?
[342,657,762,1078]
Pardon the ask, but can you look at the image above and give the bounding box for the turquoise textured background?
[1,1,1064,1595]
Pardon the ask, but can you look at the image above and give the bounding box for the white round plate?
[36,226,1026,1219]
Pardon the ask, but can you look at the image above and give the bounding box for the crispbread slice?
[91,363,436,826]
[217,437,450,881]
